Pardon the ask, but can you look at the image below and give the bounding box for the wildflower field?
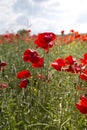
[0,29,87,130]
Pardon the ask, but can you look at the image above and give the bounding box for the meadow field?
[0,30,87,130]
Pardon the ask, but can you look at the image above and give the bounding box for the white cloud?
[32,0,50,3]
[0,0,20,33]
[77,13,87,23]
[30,17,58,34]
[0,0,87,34]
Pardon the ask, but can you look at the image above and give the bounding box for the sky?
[0,0,87,34]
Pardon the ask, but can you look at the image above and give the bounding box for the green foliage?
[17,29,27,35]
[0,40,87,129]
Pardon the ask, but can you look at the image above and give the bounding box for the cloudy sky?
[0,0,87,34]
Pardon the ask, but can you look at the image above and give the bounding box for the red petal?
[17,70,31,79]
[19,79,29,89]
[76,103,87,114]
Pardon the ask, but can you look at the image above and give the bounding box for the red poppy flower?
[77,86,81,90]
[75,33,81,39]
[65,55,77,65]
[36,73,46,81]
[70,29,74,33]
[32,57,44,68]
[15,33,20,38]
[74,63,86,73]
[0,61,7,71]
[80,53,87,65]
[23,49,44,68]
[34,32,56,52]
[17,70,31,79]
[61,30,64,35]
[64,65,75,73]
[0,82,8,89]
[76,96,87,114]
[3,34,9,39]
[80,70,87,82]
[0,62,7,66]
[65,63,86,74]
[23,49,40,63]
[51,58,65,71]
[19,79,29,89]
[77,86,85,91]
[82,36,87,42]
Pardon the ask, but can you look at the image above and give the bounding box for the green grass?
[0,39,87,130]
